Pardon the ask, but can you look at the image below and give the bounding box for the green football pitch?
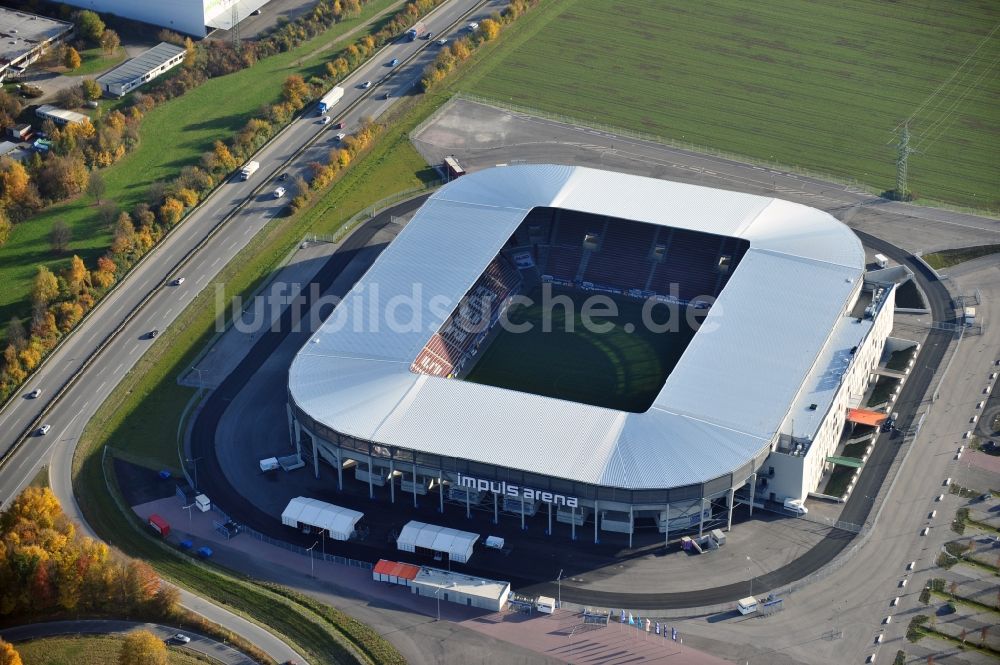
[464,287,698,412]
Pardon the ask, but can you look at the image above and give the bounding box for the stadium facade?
[287,165,895,540]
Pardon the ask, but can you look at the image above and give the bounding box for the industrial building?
[56,0,272,37]
[0,8,73,83]
[96,42,186,97]
[287,165,896,543]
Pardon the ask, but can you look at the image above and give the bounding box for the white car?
[170,277,185,286]
[361,80,372,89]
[437,38,448,46]
[320,116,331,125]
[468,22,479,31]
[37,424,51,436]
[28,388,41,398]
[273,186,286,199]
[334,132,346,141]
[169,634,191,644]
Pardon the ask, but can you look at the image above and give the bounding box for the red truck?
[148,514,170,537]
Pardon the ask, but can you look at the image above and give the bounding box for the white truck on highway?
[317,86,344,115]
[240,160,260,180]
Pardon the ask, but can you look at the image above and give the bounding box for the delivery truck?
[148,514,170,537]
[240,160,260,180]
[737,596,758,615]
[406,21,428,41]
[317,86,344,115]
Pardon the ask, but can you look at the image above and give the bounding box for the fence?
[210,504,372,570]
[305,182,443,247]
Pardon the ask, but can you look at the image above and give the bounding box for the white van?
[535,596,555,614]
[783,498,808,514]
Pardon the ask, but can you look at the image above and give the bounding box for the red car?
[334,121,346,129]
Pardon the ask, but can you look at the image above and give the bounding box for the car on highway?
[468,22,479,31]
[389,58,399,67]
[278,172,288,181]
[170,277,185,286]
[334,133,346,141]
[148,329,159,339]
[383,91,391,100]
[28,388,41,398]
[273,186,286,199]
[320,116,331,125]
[334,121,345,129]
[437,38,448,46]
[169,634,191,644]
[36,424,51,436]
[361,80,372,89]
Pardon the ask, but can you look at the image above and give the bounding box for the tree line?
[0,0,443,404]
[0,487,179,620]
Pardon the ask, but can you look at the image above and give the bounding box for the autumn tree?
[92,256,117,289]
[0,91,23,130]
[50,220,72,254]
[117,630,167,665]
[110,211,135,255]
[75,10,105,44]
[65,255,89,294]
[31,266,59,308]
[82,79,102,101]
[63,46,82,71]
[479,18,500,40]
[281,74,310,108]
[100,29,120,56]
[87,171,106,203]
[210,140,237,172]
[158,198,184,226]
[0,638,22,665]
[0,210,10,248]
[5,317,25,349]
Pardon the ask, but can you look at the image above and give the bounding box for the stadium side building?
[287,165,895,541]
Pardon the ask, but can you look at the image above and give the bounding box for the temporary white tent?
[396,521,478,563]
[281,497,363,541]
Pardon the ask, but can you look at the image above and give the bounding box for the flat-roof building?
[96,42,186,97]
[0,8,73,83]
[36,104,89,126]
[410,567,511,612]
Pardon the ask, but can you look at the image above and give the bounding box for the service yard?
[461,0,1000,210]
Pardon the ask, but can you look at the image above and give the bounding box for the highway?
[0,0,493,659]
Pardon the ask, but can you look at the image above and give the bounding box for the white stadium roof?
[289,165,865,490]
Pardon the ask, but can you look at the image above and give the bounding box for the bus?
[443,155,466,180]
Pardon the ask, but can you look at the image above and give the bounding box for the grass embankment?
[924,244,1000,271]
[0,0,400,336]
[822,465,854,498]
[16,635,211,665]
[75,91,436,665]
[70,47,129,77]
[866,376,898,408]
[460,0,1000,210]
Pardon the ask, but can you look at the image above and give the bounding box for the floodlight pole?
[182,503,195,529]
[557,569,563,610]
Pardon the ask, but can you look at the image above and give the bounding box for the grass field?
[923,243,1000,270]
[465,286,697,412]
[460,0,1000,210]
[16,635,210,665]
[70,47,129,77]
[0,0,401,339]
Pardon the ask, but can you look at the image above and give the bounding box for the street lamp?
[307,541,318,577]
[556,569,563,610]
[185,457,202,490]
[746,555,754,597]
[181,502,195,529]
[434,586,443,621]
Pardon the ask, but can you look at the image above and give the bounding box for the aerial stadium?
[286,164,895,543]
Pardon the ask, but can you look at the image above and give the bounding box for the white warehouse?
[56,0,272,37]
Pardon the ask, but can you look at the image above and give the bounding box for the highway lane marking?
[97,381,107,395]
[212,257,222,268]
[115,363,123,374]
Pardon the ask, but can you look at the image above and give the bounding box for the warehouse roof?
[289,165,866,490]
[0,8,72,68]
[96,42,185,87]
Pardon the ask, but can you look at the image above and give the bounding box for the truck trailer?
[317,86,345,115]
[148,514,170,537]
[240,160,260,180]
[406,21,428,41]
